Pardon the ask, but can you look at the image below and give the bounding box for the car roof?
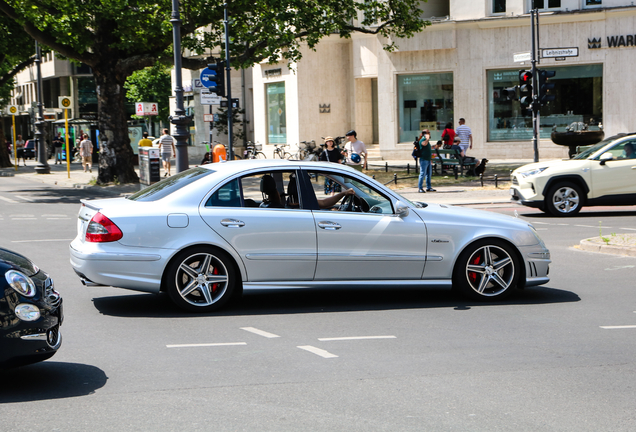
[199,159,360,174]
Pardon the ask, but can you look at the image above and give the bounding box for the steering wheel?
[338,194,370,212]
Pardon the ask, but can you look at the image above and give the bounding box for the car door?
[302,169,427,281]
[199,169,317,282]
[590,138,636,199]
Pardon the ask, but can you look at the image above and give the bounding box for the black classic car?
[1,248,63,368]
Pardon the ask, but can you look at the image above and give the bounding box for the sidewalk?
[1,157,518,205]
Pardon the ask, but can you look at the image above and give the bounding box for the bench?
[432,148,478,176]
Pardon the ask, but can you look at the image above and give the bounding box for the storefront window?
[397,73,453,143]
[266,82,286,144]
[493,0,506,14]
[532,0,561,9]
[487,64,603,142]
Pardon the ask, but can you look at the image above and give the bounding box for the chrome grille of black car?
[44,278,62,308]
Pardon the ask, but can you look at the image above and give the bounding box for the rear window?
[127,167,214,202]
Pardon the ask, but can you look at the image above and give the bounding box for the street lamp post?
[34,41,50,174]
[170,0,191,173]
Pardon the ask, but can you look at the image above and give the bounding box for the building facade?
[251,0,636,161]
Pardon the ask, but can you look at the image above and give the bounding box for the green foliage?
[213,107,248,146]
[124,64,172,124]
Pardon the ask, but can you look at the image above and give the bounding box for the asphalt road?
[1,176,636,431]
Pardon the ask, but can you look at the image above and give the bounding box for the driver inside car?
[318,188,355,209]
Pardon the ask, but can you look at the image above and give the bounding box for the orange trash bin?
[212,143,227,162]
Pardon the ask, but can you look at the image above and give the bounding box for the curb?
[579,235,636,257]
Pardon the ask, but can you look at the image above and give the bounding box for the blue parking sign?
[199,68,217,89]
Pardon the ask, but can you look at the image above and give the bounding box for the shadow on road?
[91,285,580,318]
[3,186,127,204]
[520,209,636,219]
[0,362,108,403]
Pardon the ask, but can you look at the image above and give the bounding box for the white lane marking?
[240,327,280,338]
[42,214,68,217]
[297,345,338,358]
[620,227,636,231]
[11,238,74,243]
[600,325,636,329]
[14,195,34,202]
[166,342,247,348]
[0,196,17,203]
[536,228,548,231]
[533,221,549,225]
[46,218,72,220]
[574,225,597,228]
[11,218,37,220]
[318,335,397,341]
[9,214,34,218]
[557,223,569,226]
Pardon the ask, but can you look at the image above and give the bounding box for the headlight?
[518,167,548,178]
[5,270,37,297]
[529,225,548,250]
[15,304,41,321]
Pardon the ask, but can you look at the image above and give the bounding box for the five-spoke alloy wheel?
[453,239,520,300]
[165,247,236,312]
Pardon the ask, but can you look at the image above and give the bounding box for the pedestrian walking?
[138,131,153,148]
[343,130,367,171]
[441,122,456,149]
[158,128,176,176]
[52,133,64,164]
[417,129,435,193]
[319,136,344,195]
[456,118,473,155]
[15,135,26,166]
[79,133,93,173]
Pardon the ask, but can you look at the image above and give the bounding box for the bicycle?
[243,141,266,159]
[291,140,317,160]
[273,143,292,159]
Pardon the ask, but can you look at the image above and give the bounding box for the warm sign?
[135,102,159,116]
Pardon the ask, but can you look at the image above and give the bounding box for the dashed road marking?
[11,238,74,243]
[318,335,396,341]
[0,196,17,203]
[14,195,34,202]
[600,325,636,329]
[297,345,338,358]
[166,342,247,348]
[240,327,280,338]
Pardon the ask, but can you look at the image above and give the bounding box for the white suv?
[510,133,636,216]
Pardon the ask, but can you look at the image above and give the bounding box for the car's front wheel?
[165,247,236,312]
[453,239,520,301]
[545,182,583,216]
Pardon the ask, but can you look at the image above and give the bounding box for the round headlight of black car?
[5,270,37,297]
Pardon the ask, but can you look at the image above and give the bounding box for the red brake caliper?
[211,267,219,293]
[468,253,482,283]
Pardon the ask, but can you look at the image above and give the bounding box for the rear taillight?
[85,212,123,242]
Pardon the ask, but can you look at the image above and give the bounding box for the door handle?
[220,218,245,228]
[318,221,341,230]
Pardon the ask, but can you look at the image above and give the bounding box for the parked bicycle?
[291,140,319,160]
[243,141,266,159]
[273,143,292,159]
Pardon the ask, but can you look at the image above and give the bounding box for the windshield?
[573,136,620,160]
[127,167,214,202]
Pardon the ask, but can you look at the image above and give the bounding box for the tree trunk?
[0,121,12,168]
[93,70,139,184]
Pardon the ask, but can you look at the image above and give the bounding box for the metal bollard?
[453,166,458,180]
[372,174,375,180]
[394,173,397,184]
[494,174,498,188]
[480,173,484,187]
[385,162,388,173]
[407,163,410,175]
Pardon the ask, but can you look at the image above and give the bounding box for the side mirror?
[395,201,409,218]
[599,152,613,165]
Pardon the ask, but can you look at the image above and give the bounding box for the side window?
[305,170,394,214]
[206,170,300,209]
[617,140,636,160]
[206,178,241,207]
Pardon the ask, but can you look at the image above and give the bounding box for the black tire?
[544,182,583,217]
[165,247,237,312]
[453,239,520,301]
[255,152,266,159]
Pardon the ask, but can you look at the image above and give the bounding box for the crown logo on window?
[588,38,601,49]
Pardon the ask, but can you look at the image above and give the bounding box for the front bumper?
[510,184,544,209]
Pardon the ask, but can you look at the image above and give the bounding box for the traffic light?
[502,85,519,101]
[206,60,226,97]
[537,69,556,105]
[518,70,533,111]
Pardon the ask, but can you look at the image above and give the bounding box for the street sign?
[513,52,532,63]
[135,102,159,116]
[541,47,579,58]
[220,98,240,109]
[200,91,222,105]
[58,96,73,109]
[192,79,204,89]
[7,105,18,115]
[203,114,214,122]
[199,67,217,89]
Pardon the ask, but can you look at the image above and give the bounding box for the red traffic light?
[519,70,533,83]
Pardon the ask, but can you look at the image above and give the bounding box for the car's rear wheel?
[453,239,520,301]
[545,182,583,216]
[165,247,236,312]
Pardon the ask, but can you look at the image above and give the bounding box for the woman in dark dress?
[319,136,344,195]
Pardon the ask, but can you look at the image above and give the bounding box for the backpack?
[411,137,421,159]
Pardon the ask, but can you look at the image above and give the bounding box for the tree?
[124,64,172,135]
[0,0,429,183]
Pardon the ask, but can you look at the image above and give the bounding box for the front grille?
[46,325,62,349]
[512,176,518,185]
[44,278,62,308]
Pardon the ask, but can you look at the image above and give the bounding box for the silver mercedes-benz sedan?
[69,160,550,312]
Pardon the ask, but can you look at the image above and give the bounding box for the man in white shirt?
[158,128,176,177]
[455,118,473,155]
[343,130,367,171]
